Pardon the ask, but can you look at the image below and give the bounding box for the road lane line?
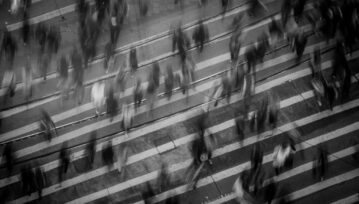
[0,34,323,143]
[331,194,359,204]
[8,85,359,203]
[67,119,359,204]
[0,6,299,118]
[206,145,359,204]
[1,0,253,94]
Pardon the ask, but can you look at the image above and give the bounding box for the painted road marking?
[66,119,359,204]
[0,33,324,144]
[331,194,359,204]
[1,0,254,94]
[8,88,359,203]
[206,145,359,204]
[0,6,287,119]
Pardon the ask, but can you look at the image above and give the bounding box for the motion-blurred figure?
[40,109,57,142]
[3,143,14,175]
[291,29,307,62]
[248,0,267,17]
[121,101,134,131]
[272,139,295,175]
[71,47,85,104]
[312,144,328,181]
[192,19,209,53]
[115,60,128,98]
[91,82,106,115]
[1,67,16,103]
[293,0,307,23]
[157,162,170,193]
[21,164,35,196]
[164,65,174,100]
[57,54,69,103]
[106,86,118,122]
[86,132,96,169]
[1,31,18,70]
[133,78,144,111]
[229,29,242,65]
[59,142,70,185]
[35,165,47,199]
[102,140,114,169]
[129,47,138,74]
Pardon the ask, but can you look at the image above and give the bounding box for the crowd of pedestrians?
[0,0,359,202]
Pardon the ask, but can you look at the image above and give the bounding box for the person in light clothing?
[91,82,106,115]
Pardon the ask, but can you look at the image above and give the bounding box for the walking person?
[102,140,114,170]
[3,143,14,176]
[86,132,97,169]
[58,142,70,185]
[35,165,47,199]
[134,78,143,111]
[164,65,174,100]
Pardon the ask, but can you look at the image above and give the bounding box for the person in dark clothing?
[265,178,277,204]
[71,47,84,104]
[229,29,241,64]
[139,0,148,16]
[129,47,138,73]
[106,86,118,122]
[192,19,209,53]
[3,143,14,175]
[1,31,18,70]
[86,132,96,169]
[134,78,143,111]
[152,61,161,88]
[40,109,57,142]
[22,11,31,46]
[235,115,245,145]
[158,162,170,193]
[292,30,307,62]
[251,143,263,171]
[281,0,292,27]
[21,164,36,196]
[35,165,46,199]
[313,144,328,181]
[221,0,229,18]
[142,182,155,204]
[164,65,174,100]
[293,0,307,23]
[102,140,114,169]
[59,142,70,185]
[172,24,191,67]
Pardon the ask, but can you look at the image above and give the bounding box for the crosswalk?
[0,0,358,203]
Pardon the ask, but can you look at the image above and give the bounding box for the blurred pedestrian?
[158,162,170,193]
[57,54,69,103]
[58,142,70,185]
[106,86,118,122]
[221,0,229,19]
[3,143,14,175]
[229,29,241,65]
[21,164,35,196]
[312,144,328,181]
[272,140,295,175]
[129,47,138,73]
[91,82,106,115]
[1,31,18,70]
[40,109,57,142]
[1,68,16,103]
[71,47,85,104]
[281,0,292,27]
[121,101,134,131]
[104,41,115,73]
[86,132,96,169]
[35,165,47,199]
[139,0,148,17]
[235,115,245,145]
[164,65,174,100]
[22,11,31,46]
[264,178,277,204]
[102,140,114,169]
[115,60,128,98]
[251,142,263,171]
[192,19,209,53]
[293,0,307,23]
[291,29,307,62]
[134,78,143,111]
[269,17,283,50]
